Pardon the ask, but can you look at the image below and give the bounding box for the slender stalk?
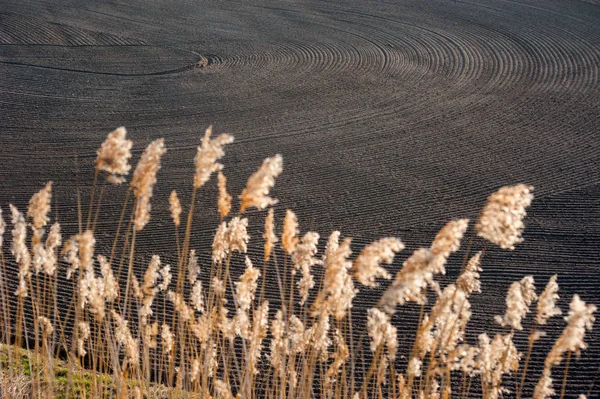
[122,224,138,321]
[559,350,572,399]
[91,181,107,232]
[110,188,131,265]
[86,169,99,231]
[517,329,536,399]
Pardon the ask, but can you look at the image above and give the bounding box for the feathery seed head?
[212,217,250,262]
[168,291,194,323]
[79,265,106,319]
[214,380,235,399]
[429,219,469,275]
[0,207,5,250]
[38,316,54,336]
[27,182,53,234]
[187,249,200,284]
[78,230,96,273]
[312,313,332,361]
[263,208,278,263]
[269,309,287,370]
[367,308,398,361]
[161,324,174,357]
[248,301,269,374]
[131,139,166,231]
[545,294,596,367]
[142,254,161,295]
[158,264,172,292]
[42,222,61,275]
[533,370,555,399]
[194,125,234,189]
[191,280,205,313]
[235,256,260,311]
[96,127,133,184]
[98,255,118,302]
[10,205,30,297]
[353,237,404,287]
[239,154,283,213]
[292,231,321,305]
[536,274,561,325]
[217,171,232,219]
[227,217,250,254]
[457,252,482,296]
[169,190,182,227]
[475,184,534,250]
[380,247,433,313]
[111,310,139,367]
[77,322,90,357]
[495,276,537,330]
[212,222,229,263]
[282,209,299,255]
[313,231,356,320]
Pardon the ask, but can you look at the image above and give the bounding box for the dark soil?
[0,0,599,395]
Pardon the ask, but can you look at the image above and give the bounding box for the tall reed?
[0,127,596,399]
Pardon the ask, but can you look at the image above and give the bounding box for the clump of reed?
[0,126,596,399]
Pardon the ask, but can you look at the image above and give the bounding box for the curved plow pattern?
[0,0,599,395]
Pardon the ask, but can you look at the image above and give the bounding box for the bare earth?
[0,0,599,394]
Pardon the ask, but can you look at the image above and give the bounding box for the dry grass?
[0,126,595,399]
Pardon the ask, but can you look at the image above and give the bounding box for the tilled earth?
[0,0,599,395]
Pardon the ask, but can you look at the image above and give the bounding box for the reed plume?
[10,205,30,297]
[312,231,356,320]
[95,127,133,184]
[536,275,561,325]
[353,237,404,287]
[282,209,299,255]
[239,154,283,213]
[194,125,234,189]
[0,127,596,399]
[27,182,52,237]
[534,295,596,399]
[169,190,182,227]
[217,171,232,219]
[131,139,166,231]
[495,276,537,331]
[263,208,277,263]
[475,184,534,250]
[292,231,321,305]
